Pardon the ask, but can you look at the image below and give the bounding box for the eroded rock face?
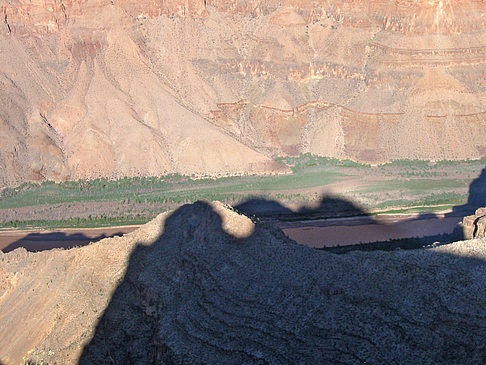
[2,0,486,184]
[462,207,486,239]
[1,201,486,364]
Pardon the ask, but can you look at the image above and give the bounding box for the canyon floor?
[1,157,484,253]
[1,156,484,231]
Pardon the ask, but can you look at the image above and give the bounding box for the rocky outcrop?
[462,207,486,239]
[2,201,486,364]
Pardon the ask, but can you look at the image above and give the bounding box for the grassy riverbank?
[1,155,484,230]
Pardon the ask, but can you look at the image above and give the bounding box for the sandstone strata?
[2,1,486,185]
[1,201,486,364]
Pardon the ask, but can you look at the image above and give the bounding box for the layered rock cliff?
[2,0,486,185]
[1,201,486,364]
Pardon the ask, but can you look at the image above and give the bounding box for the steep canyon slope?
[2,0,486,185]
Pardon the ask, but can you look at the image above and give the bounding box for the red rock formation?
[2,0,486,184]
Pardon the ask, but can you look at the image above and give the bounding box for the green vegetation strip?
[0,155,484,230]
[369,204,459,216]
[0,169,345,209]
[0,216,150,230]
[372,192,467,210]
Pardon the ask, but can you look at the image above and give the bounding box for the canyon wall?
[2,0,486,184]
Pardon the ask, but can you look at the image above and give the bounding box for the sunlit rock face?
[462,207,486,239]
[1,0,486,185]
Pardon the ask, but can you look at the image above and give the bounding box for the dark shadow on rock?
[297,196,367,218]
[79,200,486,364]
[452,167,486,216]
[322,232,460,255]
[80,202,234,364]
[235,195,369,220]
[1,231,125,253]
[234,197,294,217]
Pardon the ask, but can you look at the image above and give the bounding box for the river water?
[0,213,464,252]
[280,213,462,248]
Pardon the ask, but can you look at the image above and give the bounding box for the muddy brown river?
[280,213,462,248]
[0,213,463,252]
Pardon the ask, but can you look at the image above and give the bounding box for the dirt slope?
[2,1,486,185]
[1,201,486,364]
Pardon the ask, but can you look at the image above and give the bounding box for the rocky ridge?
[1,201,486,364]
